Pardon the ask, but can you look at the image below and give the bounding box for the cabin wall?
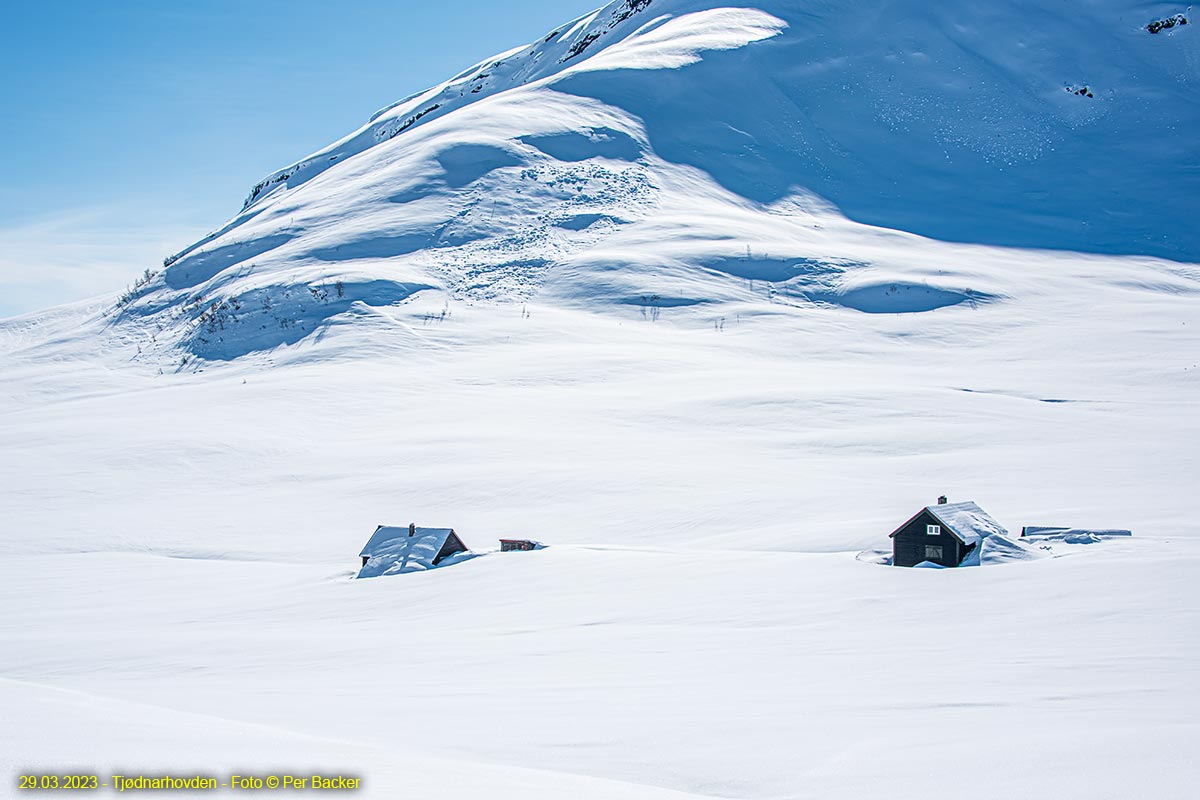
[893,511,963,567]
[433,533,468,565]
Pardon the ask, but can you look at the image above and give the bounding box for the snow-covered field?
[3,0,1199,797]
[4,278,1198,797]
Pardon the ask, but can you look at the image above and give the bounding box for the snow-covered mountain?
[3,3,1199,799]
[94,0,1199,363]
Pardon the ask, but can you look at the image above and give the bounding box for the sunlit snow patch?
[557,8,787,74]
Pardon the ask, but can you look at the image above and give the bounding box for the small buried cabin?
[889,499,1007,568]
[1020,526,1132,539]
[499,539,540,552]
[358,523,469,578]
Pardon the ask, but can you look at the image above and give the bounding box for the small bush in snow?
[562,32,601,61]
[1147,14,1188,34]
[614,0,653,24]
[116,268,158,308]
[381,104,442,141]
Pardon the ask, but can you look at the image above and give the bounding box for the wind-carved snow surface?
[3,1,1200,798]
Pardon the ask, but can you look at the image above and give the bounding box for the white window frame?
[926,524,941,536]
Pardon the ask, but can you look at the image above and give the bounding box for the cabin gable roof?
[359,525,454,558]
[888,501,1006,545]
[362,524,466,564]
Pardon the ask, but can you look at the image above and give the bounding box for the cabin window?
[925,545,943,560]
[926,524,941,536]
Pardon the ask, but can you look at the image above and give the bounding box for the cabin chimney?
[937,495,948,505]
[408,522,416,537]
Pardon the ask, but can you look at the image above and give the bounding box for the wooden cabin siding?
[433,532,468,564]
[892,510,964,567]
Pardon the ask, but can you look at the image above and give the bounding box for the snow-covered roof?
[925,501,1007,546]
[1021,526,1131,538]
[359,525,454,558]
[358,526,465,578]
[957,532,1048,566]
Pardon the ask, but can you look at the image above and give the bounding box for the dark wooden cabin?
[499,538,539,552]
[889,499,1007,568]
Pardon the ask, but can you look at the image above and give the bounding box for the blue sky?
[0,0,601,317]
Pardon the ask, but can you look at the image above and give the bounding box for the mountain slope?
[98,0,1197,363]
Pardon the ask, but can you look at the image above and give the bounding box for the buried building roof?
[358,525,469,578]
[889,501,1007,546]
[1021,526,1132,538]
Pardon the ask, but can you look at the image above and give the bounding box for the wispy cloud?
[0,207,204,319]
